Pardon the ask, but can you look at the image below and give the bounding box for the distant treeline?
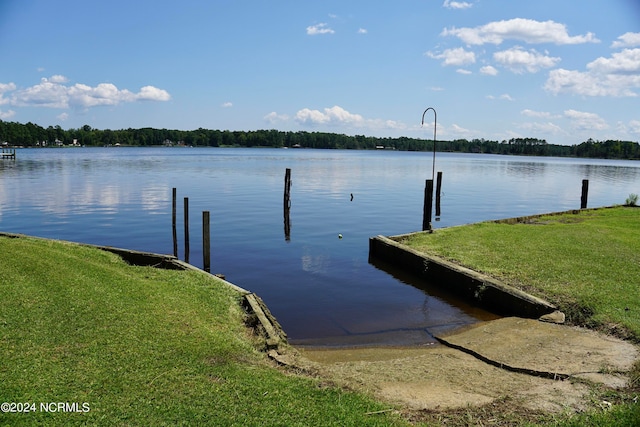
[1,120,640,159]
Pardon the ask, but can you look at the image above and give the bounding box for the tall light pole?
[421,107,437,181]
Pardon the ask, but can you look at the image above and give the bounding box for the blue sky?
[1,0,639,145]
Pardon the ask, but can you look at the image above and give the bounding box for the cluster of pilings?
[171,188,212,272]
[171,168,294,273]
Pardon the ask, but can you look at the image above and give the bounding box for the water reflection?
[2,148,639,346]
[141,185,170,214]
[301,251,330,275]
[368,257,500,336]
[579,163,640,183]
[504,161,547,177]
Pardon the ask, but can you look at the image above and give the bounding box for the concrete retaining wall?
[369,235,557,319]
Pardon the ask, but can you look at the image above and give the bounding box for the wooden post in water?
[283,168,292,241]
[172,187,178,257]
[435,171,443,218]
[423,179,434,231]
[202,211,211,273]
[284,168,292,203]
[580,179,589,209]
[184,197,190,263]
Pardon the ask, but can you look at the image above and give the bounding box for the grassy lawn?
[0,236,406,426]
[401,206,640,341]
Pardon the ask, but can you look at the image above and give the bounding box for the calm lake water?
[1,147,639,347]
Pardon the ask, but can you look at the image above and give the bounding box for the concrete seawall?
[369,234,559,320]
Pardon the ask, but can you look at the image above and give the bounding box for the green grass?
[550,402,640,427]
[401,206,640,340]
[0,236,407,426]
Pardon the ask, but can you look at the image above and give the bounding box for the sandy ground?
[282,317,638,413]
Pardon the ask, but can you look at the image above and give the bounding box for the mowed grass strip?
[0,236,406,426]
[400,206,640,340]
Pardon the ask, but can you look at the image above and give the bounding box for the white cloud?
[456,68,472,75]
[13,77,70,108]
[49,75,69,84]
[0,83,16,105]
[264,111,289,123]
[381,119,404,130]
[587,48,640,74]
[493,46,560,73]
[448,123,474,138]
[0,109,15,120]
[545,48,640,97]
[67,83,133,107]
[0,82,16,93]
[629,120,640,134]
[519,121,565,135]
[441,18,599,45]
[2,76,171,109]
[357,28,367,34]
[429,86,445,91]
[442,0,474,9]
[545,69,602,96]
[426,47,475,66]
[564,109,609,131]
[486,93,514,101]
[306,23,335,35]
[616,119,640,137]
[57,112,69,121]
[521,109,559,119]
[480,65,498,75]
[293,105,406,133]
[611,32,640,49]
[222,102,233,108]
[137,86,171,102]
[295,105,363,126]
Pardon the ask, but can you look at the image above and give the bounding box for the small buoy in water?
[338,234,343,239]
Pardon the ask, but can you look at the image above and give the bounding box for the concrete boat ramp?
[299,316,638,412]
[436,317,637,385]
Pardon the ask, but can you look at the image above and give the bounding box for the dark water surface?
[2,147,639,346]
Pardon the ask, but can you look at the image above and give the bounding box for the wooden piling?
[202,211,211,273]
[184,197,190,263]
[435,171,443,217]
[423,179,434,231]
[172,187,178,257]
[284,168,292,207]
[580,179,589,209]
[284,168,292,241]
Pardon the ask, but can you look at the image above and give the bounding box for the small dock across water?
[1,148,16,159]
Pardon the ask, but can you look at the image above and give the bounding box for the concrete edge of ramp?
[434,332,570,381]
[369,235,560,320]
